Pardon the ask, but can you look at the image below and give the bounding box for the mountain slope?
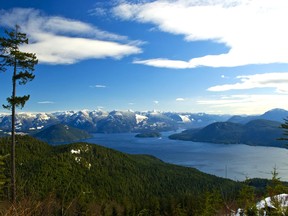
[0,135,241,215]
[32,123,92,144]
[170,119,286,147]
[260,108,288,122]
[241,119,283,146]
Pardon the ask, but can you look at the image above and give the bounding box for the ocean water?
[83,131,288,181]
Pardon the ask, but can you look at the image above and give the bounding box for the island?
[135,131,161,138]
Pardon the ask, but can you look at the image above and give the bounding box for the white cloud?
[90,84,107,88]
[153,100,159,104]
[0,8,142,64]
[134,58,190,69]
[176,98,185,101]
[37,101,55,104]
[113,0,288,68]
[208,72,288,93]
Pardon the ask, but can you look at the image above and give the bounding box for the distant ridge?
[261,108,288,122]
[228,108,288,124]
[33,123,92,144]
[170,119,286,148]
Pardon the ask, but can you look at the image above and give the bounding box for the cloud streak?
[208,72,288,93]
[0,8,142,64]
[90,84,107,88]
[37,101,55,104]
[113,0,288,68]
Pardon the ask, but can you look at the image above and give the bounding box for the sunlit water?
[82,131,288,181]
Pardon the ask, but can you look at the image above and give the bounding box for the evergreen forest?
[0,135,288,215]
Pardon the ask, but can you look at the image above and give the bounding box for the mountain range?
[1,108,287,135]
[0,109,231,134]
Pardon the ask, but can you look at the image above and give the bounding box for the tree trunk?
[11,53,17,203]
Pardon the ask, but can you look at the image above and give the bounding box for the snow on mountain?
[135,114,148,124]
[178,115,191,123]
[36,113,51,121]
[113,111,123,116]
[2,108,283,134]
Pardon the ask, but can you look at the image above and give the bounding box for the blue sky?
[1,0,288,115]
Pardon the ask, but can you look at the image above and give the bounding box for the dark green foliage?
[170,119,284,147]
[135,131,161,138]
[0,154,9,197]
[279,118,288,146]
[32,124,92,144]
[0,135,242,215]
[237,183,257,215]
[266,167,288,197]
[202,190,223,216]
[0,25,37,110]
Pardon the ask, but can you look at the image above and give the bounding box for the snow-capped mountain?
[0,109,231,134]
[1,108,286,134]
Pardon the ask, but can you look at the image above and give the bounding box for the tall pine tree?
[0,25,38,203]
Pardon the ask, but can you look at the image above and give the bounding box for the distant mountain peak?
[263,108,288,114]
[261,108,288,122]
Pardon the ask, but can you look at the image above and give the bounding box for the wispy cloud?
[153,100,159,104]
[176,98,185,101]
[88,7,108,17]
[113,0,288,68]
[134,58,190,69]
[197,94,288,114]
[37,101,55,104]
[0,8,142,64]
[208,72,288,93]
[90,84,107,88]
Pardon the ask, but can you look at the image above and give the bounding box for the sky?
[1,0,288,115]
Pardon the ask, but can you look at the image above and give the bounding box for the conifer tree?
[280,118,288,145]
[0,25,38,203]
[0,154,8,197]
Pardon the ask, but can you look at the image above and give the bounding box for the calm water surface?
[83,131,288,181]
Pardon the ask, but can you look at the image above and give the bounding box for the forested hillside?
[170,119,285,148]
[0,135,243,215]
[32,123,92,144]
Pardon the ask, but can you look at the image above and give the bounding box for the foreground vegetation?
[0,136,287,215]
